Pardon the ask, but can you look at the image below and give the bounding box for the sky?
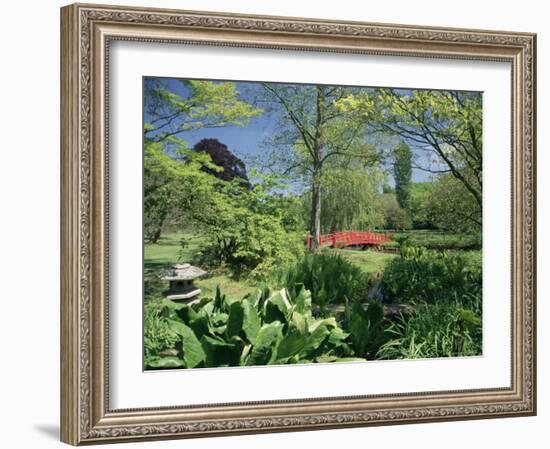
[144,77,450,186]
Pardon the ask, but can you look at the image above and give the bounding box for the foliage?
[144,298,180,365]
[335,88,482,213]
[428,174,482,233]
[306,167,385,233]
[276,251,369,311]
[408,182,436,229]
[343,301,391,359]
[381,241,482,313]
[259,83,381,249]
[144,287,361,369]
[143,79,262,242]
[393,140,412,209]
[193,138,250,187]
[391,230,481,251]
[193,173,306,279]
[376,301,482,359]
[144,79,262,142]
[377,193,412,230]
[143,138,220,243]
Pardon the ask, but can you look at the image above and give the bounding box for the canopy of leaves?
[193,138,250,187]
[335,88,482,214]
[145,79,262,142]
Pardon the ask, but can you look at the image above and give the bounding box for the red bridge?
[306,231,392,249]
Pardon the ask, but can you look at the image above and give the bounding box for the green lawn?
[144,233,256,300]
[145,233,397,301]
[336,249,396,276]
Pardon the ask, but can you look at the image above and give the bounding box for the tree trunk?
[147,216,165,244]
[148,227,162,244]
[310,167,322,251]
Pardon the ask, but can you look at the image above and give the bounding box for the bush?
[276,251,369,311]
[376,301,482,359]
[381,240,482,311]
[144,286,362,369]
[193,175,306,279]
[144,297,180,366]
[394,232,481,251]
[343,301,391,359]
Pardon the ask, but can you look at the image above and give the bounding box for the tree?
[427,174,481,233]
[193,138,250,188]
[144,79,262,142]
[378,193,412,230]
[191,174,305,278]
[335,89,482,218]
[408,182,436,229]
[260,83,380,250]
[302,167,385,233]
[143,79,262,242]
[143,139,220,243]
[393,140,412,209]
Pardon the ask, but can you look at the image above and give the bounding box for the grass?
[144,232,256,300]
[336,249,396,277]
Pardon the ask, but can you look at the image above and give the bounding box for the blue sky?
[144,77,438,186]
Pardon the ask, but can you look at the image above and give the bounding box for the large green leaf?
[246,321,283,366]
[167,319,205,368]
[276,330,307,360]
[289,311,307,335]
[201,334,241,367]
[303,323,331,354]
[226,301,244,338]
[264,290,292,323]
[242,300,261,345]
[292,286,312,315]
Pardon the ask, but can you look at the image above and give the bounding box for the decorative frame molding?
[60,3,536,445]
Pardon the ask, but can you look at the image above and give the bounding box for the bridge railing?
[306,231,393,249]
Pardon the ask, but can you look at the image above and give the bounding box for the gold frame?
[60,3,537,445]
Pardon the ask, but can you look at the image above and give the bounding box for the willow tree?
[260,83,380,250]
[143,79,262,242]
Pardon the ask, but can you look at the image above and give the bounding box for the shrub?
[193,175,306,279]
[376,301,482,359]
[144,297,180,367]
[343,301,391,359]
[144,287,362,369]
[381,240,482,310]
[276,251,369,311]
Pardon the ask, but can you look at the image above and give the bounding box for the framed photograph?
[60,3,537,445]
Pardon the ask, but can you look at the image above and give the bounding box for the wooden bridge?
[306,231,392,249]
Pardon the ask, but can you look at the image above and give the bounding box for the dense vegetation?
[143,78,483,369]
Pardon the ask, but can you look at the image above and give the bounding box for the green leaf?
[293,286,312,315]
[226,301,244,338]
[276,330,308,360]
[242,300,261,345]
[246,321,283,366]
[146,357,185,369]
[167,319,205,368]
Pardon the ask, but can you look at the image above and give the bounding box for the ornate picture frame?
[60,3,536,445]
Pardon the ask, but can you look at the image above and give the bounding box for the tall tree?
[335,89,482,219]
[260,83,379,250]
[393,140,412,209]
[143,79,262,242]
